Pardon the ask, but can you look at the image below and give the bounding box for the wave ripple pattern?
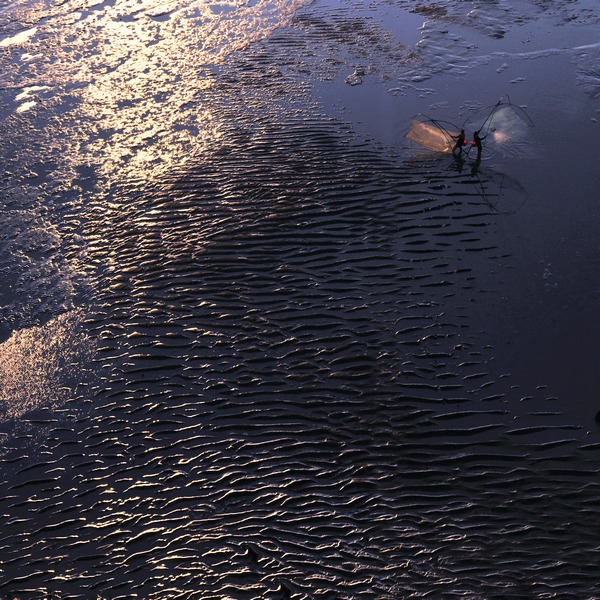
[1,0,600,598]
[1,120,599,598]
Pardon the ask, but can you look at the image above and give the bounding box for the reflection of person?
[453,129,466,154]
[473,129,486,156]
[453,152,465,173]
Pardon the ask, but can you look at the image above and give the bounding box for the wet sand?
[1,0,600,597]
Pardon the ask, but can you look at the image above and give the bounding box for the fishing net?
[405,116,460,153]
[406,98,533,154]
[464,99,534,145]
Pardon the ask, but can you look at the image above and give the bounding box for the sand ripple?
[1,0,599,597]
[1,115,599,598]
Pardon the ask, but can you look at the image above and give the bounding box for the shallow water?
[1,0,600,597]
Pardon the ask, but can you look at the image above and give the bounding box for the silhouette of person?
[453,129,466,155]
[473,129,486,156]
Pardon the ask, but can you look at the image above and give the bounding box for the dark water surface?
[1,0,600,597]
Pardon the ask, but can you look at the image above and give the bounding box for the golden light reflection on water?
[3,0,311,182]
[0,310,95,419]
[0,26,37,47]
[492,130,509,143]
[0,0,310,416]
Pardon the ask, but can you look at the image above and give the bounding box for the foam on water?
[0,310,94,418]
[0,185,88,341]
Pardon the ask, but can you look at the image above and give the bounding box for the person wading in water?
[452,128,466,155]
[473,129,486,157]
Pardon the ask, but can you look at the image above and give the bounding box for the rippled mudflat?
[1,0,599,598]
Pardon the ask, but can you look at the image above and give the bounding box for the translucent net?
[405,117,459,153]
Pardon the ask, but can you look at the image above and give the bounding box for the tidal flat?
[0,0,599,597]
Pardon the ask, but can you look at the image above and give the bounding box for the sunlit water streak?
[1,0,600,598]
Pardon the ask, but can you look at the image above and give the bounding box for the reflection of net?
[405,119,458,153]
